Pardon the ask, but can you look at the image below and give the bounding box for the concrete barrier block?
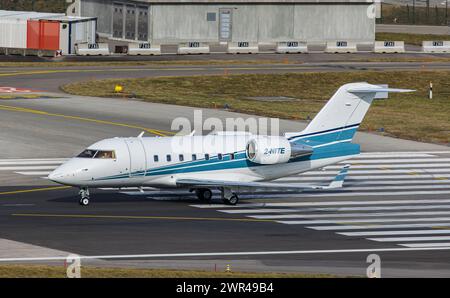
[325,41,357,53]
[276,41,308,54]
[128,43,161,55]
[76,43,110,56]
[227,42,259,54]
[422,41,450,53]
[373,41,405,53]
[177,42,210,54]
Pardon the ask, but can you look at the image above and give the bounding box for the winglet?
[327,164,350,189]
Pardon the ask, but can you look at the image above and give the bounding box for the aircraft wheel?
[79,197,90,206]
[196,189,212,202]
[224,194,239,206]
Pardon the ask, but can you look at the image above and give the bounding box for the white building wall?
[0,18,28,48]
[80,0,375,44]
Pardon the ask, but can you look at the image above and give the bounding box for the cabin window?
[218,153,223,160]
[205,154,210,161]
[154,155,159,162]
[179,154,184,162]
[230,153,235,160]
[94,150,116,159]
[77,149,97,158]
[166,155,171,162]
[192,154,197,161]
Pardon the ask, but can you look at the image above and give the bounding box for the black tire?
[79,198,89,206]
[224,194,239,206]
[196,189,212,202]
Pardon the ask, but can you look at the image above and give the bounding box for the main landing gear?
[221,187,239,206]
[79,187,90,206]
[194,187,239,205]
[195,188,213,203]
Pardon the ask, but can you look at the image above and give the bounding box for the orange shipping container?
[27,20,60,50]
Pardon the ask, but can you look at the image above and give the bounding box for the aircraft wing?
[176,165,350,190]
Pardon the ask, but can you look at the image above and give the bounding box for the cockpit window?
[77,149,97,158]
[94,150,116,159]
[77,149,116,159]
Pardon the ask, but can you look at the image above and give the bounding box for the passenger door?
[125,138,147,177]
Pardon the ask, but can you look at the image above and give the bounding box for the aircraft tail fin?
[286,83,414,143]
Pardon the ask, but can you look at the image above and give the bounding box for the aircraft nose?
[47,170,65,184]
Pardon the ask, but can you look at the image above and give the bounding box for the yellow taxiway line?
[12,213,275,223]
[0,186,71,196]
[0,103,172,137]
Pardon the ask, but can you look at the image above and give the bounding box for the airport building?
[0,10,97,54]
[75,0,376,44]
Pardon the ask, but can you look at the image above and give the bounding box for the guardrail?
[325,41,357,53]
[177,42,210,54]
[422,41,450,53]
[0,47,62,57]
[75,43,110,56]
[128,43,161,55]
[276,41,308,54]
[227,42,259,54]
[373,41,405,53]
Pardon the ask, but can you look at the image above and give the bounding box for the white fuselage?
[48,134,354,189]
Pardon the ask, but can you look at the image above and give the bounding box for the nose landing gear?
[79,187,90,206]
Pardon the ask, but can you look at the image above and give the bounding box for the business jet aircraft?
[48,82,413,206]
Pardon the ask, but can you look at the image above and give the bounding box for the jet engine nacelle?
[246,136,292,165]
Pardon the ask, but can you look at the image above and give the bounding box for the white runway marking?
[219,204,450,214]
[14,171,52,176]
[0,161,66,166]
[400,242,450,248]
[338,158,450,164]
[0,158,67,162]
[281,174,450,181]
[195,199,450,209]
[278,217,450,225]
[325,163,450,169]
[303,169,450,175]
[0,166,58,171]
[309,223,450,231]
[249,211,450,220]
[339,230,450,236]
[2,246,450,262]
[355,153,436,158]
[368,236,450,242]
[244,190,450,198]
[340,180,450,185]
[358,151,450,155]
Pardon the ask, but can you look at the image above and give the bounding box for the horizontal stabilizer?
[325,164,350,189]
[348,87,415,94]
